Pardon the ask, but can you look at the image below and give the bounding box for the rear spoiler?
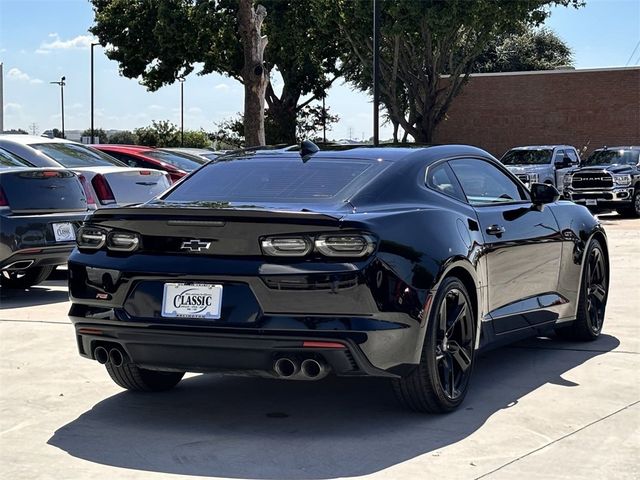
[89,204,344,223]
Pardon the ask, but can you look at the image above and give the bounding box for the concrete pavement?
[0,214,638,480]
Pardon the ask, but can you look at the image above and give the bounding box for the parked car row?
[500,144,639,217]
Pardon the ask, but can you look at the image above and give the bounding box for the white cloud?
[214,83,230,91]
[39,33,96,52]
[7,67,43,84]
[188,107,203,114]
[35,49,50,55]
[4,102,23,114]
[148,104,165,111]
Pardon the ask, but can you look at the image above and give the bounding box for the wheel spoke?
[447,356,456,398]
[590,283,606,303]
[438,297,448,332]
[447,340,472,372]
[446,303,467,337]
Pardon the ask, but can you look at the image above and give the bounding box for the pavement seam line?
[508,345,639,355]
[0,319,69,325]
[474,400,640,479]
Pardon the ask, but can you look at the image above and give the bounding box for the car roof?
[223,144,492,164]
[0,134,77,145]
[508,145,574,150]
[93,144,154,152]
[593,146,640,151]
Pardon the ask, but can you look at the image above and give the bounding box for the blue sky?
[1,0,639,140]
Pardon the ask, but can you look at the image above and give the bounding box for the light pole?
[91,42,99,143]
[372,0,381,146]
[50,76,66,138]
[178,77,185,147]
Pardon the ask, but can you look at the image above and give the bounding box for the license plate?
[586,199,598,206]
[52,222,76,242]
[161,283,223,319]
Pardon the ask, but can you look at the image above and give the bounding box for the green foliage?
[473,27,573,73]
[3,129,28,134]
[181,129,212,148]
[210,116,245,149]
[108,130,138,144]
[89,0,343,144]
[134,120,179,147]
[52,128,64,139]
[338,0,583,142]
[81,128,109,143]
[295,105,339,142]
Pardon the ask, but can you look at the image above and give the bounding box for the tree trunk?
[238,0,268,147]
[391,119,399,143]
[265,83,299,144]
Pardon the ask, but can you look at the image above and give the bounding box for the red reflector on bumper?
[78,328,103,335]
[302,341,346,349]
[17,248,42,254]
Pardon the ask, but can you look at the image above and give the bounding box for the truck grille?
[516,174,529,183]
[571,172,612,190]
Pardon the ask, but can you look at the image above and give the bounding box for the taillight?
[261,237,312,256]
[78,174,96,207]
[77,226,107,249]
[91,174,116,205]
[106,231,140,252]
[315,234,376,257]
[260,233,376,258]
[139,170,152,175]
[0,186,9,207]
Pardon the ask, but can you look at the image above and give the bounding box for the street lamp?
[50,76,66,138]
[372,0,381,146]
[91,42,99,143]
[178,77,185,147]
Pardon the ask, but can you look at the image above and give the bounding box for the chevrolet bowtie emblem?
[180,239,211,252]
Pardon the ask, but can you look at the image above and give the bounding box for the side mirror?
[530,182,560,204]
[555,156,571,169]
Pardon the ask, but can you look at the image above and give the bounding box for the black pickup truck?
[563,146,640,217]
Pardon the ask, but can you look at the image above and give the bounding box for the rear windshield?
[501,149,552,165]
[31,143,127,168]
[584,149,639,166]
[146,150,205,171]
[163,158,383,203]
[0,147,31,168]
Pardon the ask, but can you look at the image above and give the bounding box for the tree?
[52,128,64,139]
[81,128,108,144]
[134,120,180,147]
[338,0,581,143]
[90,0,342,145]
[3,128,28,135]
[108,130,138,144]
[294,105,339,142]
[182,130,212,148]
[473,27,573,73]
[210,115,245,149]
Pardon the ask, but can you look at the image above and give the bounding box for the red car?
[92,145,206,183]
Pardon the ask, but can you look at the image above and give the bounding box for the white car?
[0,135,171,207]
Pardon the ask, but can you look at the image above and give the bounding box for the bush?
[108,130,138,144]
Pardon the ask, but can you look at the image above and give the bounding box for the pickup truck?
[500,145,581,190]
[563,146,640,217]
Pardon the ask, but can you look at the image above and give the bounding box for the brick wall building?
[432,67,640,158]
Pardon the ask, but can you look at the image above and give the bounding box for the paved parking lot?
[0,214,638,480]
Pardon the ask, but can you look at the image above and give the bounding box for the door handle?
[486,224,506,236]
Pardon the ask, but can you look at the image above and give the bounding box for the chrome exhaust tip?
[274,357,299,378]
[93,346,109,365]
[300,358,326,379]
[109,348,125,367]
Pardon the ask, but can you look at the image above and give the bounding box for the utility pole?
[91,42,99,143]
[322,95,327,143]
[178,77,185,147]
[372,0,381,146]
[0,63,4,133]
[50,76,66,138]
[29,123,38,135]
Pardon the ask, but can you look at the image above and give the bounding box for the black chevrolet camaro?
[68,144,609,413]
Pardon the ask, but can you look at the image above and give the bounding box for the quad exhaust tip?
[94,346,109,364]
[109,348,124,367]
[301,358,325,379]
[274,357,299,378]
[273,356,329,380]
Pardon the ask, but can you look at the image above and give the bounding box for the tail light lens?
[106,231,140,252]
[77,226,107,249]
[261,233,376,258]
[0,186,9,207]
[78,174,96,207]
[261,237,312,256]
[315,234,376,257]
[91,174,116,205]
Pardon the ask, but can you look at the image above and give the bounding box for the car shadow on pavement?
[0,268,68,309]
[48,334,619,480]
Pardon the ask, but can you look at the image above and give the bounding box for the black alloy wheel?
[556,239,608,341]
[634,189,640,217]
[393,276,475,413]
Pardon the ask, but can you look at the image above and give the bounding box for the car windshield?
[501,149,553,165]
[31,143,126,168]
[163,157,385,204]
[0,147,32,167]
[145,150,206,171]
[584,149,639,166]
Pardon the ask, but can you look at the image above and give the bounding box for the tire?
[0,266,55,289]
[106,362,185,392]
[633,189,640,217]
[393,276,475,413]
[555,238,608,341]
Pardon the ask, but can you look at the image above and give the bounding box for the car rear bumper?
[67,251,429,376]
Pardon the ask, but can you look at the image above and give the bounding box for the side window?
[426,162,466,202]
[449,159,528,206]
[566,149,579,164]
[105,151,139,167]
[553,149,565,163]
